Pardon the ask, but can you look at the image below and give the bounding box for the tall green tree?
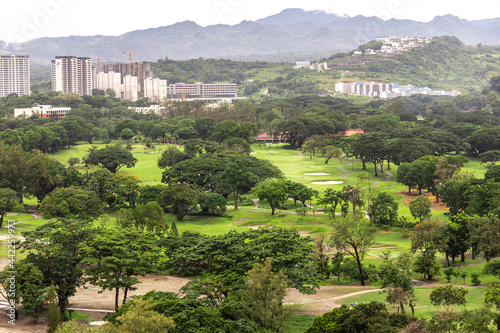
[342,185,363,215]
[161,156,227,190]
[0,262,47,323]
[157,146,190,168]
[0,188,17,227]
[329,215,376,286]
[105,174,141,208]
[221,159,253,210]
[318,189,344,219]
[82,228,164,312]
[468,216,500,262]
[409,195,432,222]
[157,183,202,220]
[255,179,288,215]
[39,187,103,221]
[445,213,470,263]
[84,145,138,173]
[378,252,416,315]
[411,219,447,278]
[242,258,294,331]
[370,192,399,226]
[0,143,30,202]
[21,219,95,315]
[117,202,169,236]
[25,151,65,202]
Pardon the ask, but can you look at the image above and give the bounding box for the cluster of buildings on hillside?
[0,55,243,106]
[335,82,461,98]
[295,37,431,71]
[353,36,430,56]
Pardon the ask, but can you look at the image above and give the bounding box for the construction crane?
[122,49,150,79]
[92,55,109,74]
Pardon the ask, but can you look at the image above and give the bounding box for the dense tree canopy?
[84,145,138,173]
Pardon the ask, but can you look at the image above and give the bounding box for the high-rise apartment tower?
[51,56,93,95]
[0,55,30,98]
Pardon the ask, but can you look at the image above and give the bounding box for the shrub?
[444,267,454,283]
[471,272,481,286]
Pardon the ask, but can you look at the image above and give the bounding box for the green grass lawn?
[5,213,34,222]
[339,286,488,318]
[251,144,446,221]
[284,315,316,333]
[461,157,488,179]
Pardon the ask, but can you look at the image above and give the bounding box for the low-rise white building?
[295,59,310,68]
[14,105,71,120]
[128,105,165,114]
[166,82,238,100]
[335,81,460,99]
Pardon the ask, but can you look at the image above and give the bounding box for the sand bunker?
[304,173,330,176]
[311,180,343,185]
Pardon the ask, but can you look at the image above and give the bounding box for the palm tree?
[143,137,152,154]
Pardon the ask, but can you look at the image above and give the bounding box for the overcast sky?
[2,0,500,43]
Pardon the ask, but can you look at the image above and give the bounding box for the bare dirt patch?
[400,190,448,211]
[0,274,190,333]
[0,311,49,333]
[241,224,272,230]
[284,286,378,315]
[235,217,250,224]
[298,230,311,237]
[65,275,190,311]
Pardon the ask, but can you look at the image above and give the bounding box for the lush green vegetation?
[5,39,500,333]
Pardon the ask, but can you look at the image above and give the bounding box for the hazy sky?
[2,0,500,43]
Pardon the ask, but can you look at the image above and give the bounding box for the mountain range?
[2,8,500,64]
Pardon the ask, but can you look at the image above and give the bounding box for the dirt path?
[377,165,393,182]
[283,287,379,315]
[2,207,41,228]
[252,199,260,209]
[337,166,351,179]
[361,182,380,191]
[449,257,499,268]
[235,217,250,224]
